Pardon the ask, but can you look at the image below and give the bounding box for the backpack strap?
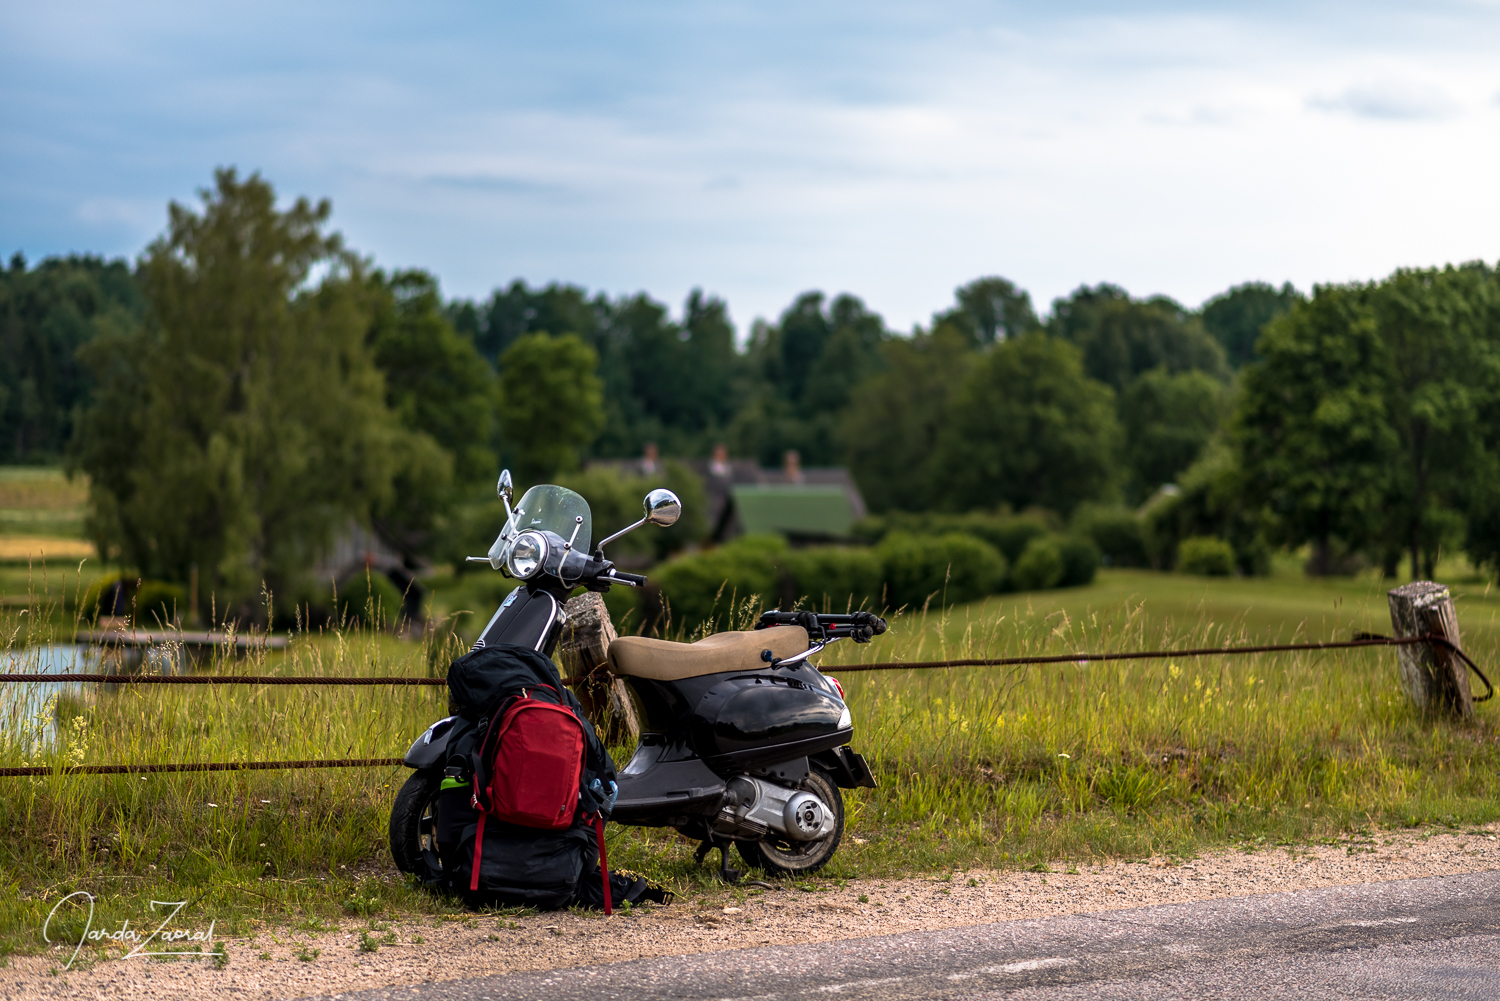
[470,813,487,893]
[592,814,611,917]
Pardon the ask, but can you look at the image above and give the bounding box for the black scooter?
[390,471,882,883]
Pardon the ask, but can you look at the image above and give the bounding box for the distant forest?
[5,169,1499,604]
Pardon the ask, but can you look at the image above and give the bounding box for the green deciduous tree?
[1201,281,1301,368]
[1119,367,1229,500]
[1049,285,1227,390]
[496,332,604,484]
[842,324,973,513]
[71,168,437,612]
[369,270,497,485]
[1366,264,1500,579]
[934,332,1121,515]
[1234,285,1395,573]
[0,254,145,462]
[731,292,888,466]
[933,275,1040,346]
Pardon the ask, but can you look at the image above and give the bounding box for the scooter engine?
[713,775,836,842]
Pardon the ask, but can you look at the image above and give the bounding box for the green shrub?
[1055,536,1101,587]
[877,532,1006,609]
[651,535,788,634]
[1177,536,1236,576]
[1010,537,1065,591]
[784,547,885,612]
[1072,505,1149,568]
[134,581,186,627]
[979,519,1050,564]
[851,511,1054,564]
[334,571,408,628]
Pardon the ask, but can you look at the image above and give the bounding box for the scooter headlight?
[506,531,547,579]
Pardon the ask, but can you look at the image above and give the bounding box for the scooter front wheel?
[736,768,844,877]
[389,769,444,880]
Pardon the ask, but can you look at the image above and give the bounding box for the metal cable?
[0,758,404,777]
[816,633,1493,702]
[0,633,1487,780]
[0,674,445,685]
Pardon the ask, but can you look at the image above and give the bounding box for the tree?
[934,332,1120,515]
[933,276,1039,346]
[1118,368,1228,501]
[1201,281,1301,368]
[0,254,145,462]
[842,325,973,513]
[457,280,607,364]
[731,291,888,466]
[1234,285,1395,574]
[496,332,604,484]
[71,168,435,610]
[1049,285,1227,390]
[364,269,499,556]
[1367,264,1499,579]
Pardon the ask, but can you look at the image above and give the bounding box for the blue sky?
[4,1,1500,331]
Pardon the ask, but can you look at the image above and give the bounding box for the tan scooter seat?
[607,626,809,682]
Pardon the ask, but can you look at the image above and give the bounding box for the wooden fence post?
[559,592,640,744]
[1387,581,1473,721]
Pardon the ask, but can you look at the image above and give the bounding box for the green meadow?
[1,547,1498,962]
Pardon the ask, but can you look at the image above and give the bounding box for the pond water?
[0,643,183,750]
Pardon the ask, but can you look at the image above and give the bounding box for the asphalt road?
[310,871,1500,1000]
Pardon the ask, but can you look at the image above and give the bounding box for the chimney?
[783,449,803,484]
[642,442,659,475]
[710,443,730,478]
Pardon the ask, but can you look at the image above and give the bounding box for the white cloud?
[1308,81,1460,121]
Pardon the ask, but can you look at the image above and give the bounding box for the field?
[2,474,1498,962]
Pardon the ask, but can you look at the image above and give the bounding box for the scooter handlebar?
[600,569,648,587]
[754,610,887,642]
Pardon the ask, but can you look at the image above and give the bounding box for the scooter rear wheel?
[389,769,444,880]
[736,768,844,877]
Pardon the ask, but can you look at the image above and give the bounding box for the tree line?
[3,168,1496,615]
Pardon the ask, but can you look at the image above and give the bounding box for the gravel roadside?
[5,823,1498,1000]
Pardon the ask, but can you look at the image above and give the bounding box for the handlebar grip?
[607,570,648,586]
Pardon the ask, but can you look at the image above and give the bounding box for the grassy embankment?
[2,467,1499,963]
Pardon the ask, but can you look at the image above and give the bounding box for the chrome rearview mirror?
[596,488,684,555]
[644,488,681,527]
[497,469,514,504]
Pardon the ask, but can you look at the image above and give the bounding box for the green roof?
[729,485,856,539]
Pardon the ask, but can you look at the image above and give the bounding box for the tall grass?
[1,562,1498,959]
[805,594,1500,871]
[0,563,466,958]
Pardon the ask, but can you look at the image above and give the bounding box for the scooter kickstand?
[717,845,743,885]
[696,839,742,883]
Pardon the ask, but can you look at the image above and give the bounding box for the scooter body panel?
[403,715,461,769]
[610,740,727,825]
[689,674,847,763]
[472,585,563,653]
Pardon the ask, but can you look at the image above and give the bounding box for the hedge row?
[648,530,1100,635]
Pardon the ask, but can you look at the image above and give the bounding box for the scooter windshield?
[510,484,592,551]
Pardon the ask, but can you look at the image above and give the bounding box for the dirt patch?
[6,823,1498,1000]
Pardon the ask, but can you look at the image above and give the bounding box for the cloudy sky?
[4,1,1500,331]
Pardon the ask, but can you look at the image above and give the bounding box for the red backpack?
[469,687,612,910]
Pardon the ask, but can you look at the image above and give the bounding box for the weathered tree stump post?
[1387,581,1473,721]
[559,592,640,744]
